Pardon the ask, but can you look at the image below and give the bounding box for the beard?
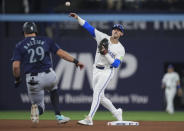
[112,33,120,39]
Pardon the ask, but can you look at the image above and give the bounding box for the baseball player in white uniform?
[69,13,125,125]
[162,65,182,114]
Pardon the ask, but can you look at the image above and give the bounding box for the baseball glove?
[98,38,109,55]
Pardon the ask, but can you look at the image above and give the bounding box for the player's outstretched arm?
[69,13,95,37]
[56,49,84,70]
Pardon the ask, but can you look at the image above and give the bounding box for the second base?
[107,121,139,126]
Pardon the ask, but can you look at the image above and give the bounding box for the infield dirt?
[0,120,184,131]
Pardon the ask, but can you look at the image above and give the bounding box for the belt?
[96,66,113,70]
[29,69,51,76]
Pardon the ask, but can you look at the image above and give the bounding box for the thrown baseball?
[65,1,70,7]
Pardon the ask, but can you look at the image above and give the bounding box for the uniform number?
[28,46,45,63]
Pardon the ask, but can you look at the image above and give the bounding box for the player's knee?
[100,96,105,103]
[100,99,104,104]
[93,88,102,94]
[93,91,101,98]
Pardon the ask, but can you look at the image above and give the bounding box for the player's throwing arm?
[69,13,124,68]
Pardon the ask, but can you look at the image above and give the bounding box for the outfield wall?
[0,14,184,111]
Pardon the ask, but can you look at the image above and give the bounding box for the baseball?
[65,1,70,7]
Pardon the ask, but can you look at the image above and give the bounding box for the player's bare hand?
[161,83,165,89]
[177,88,183,96]
[77,62,84,70]
[69,13,78,19]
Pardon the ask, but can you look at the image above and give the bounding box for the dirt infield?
[0,120,184,131]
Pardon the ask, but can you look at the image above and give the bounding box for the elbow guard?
[111,59,121,68]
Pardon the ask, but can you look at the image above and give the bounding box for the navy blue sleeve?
[50,39,60,54]
[11,45,22,61]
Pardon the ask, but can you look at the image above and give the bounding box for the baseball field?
[0,111,184,131]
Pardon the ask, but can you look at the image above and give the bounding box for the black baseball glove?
[98,38,109,55]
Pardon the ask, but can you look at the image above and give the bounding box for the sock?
[50,89,61,115]
[38,106,43,115]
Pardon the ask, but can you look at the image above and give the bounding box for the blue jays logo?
[108,50,115,58]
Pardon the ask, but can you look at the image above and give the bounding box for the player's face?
[112,29,123,39]
[168,68,174,73]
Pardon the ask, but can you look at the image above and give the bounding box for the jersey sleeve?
[11,45,22,61]
[175,73,180,81]
[162,75,166,84]
[115,46,125,62]
[94,29,108,45]
[50,39,60,54]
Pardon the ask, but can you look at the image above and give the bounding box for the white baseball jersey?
[88,29,125,120]
[162,72,180,88]
[94,29,125,67]
[78,16,125,120]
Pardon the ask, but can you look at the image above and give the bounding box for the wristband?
[177,85,181,89]
[73,58,79,66]
[15,77,21,82]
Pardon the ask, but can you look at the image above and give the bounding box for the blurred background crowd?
[1,0,184,14]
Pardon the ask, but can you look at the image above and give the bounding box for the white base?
[107,121,139,126]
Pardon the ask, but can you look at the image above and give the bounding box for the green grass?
[0,111,184,121]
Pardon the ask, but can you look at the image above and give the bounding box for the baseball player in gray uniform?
[162,65,182,114]
[69,13,125,125]
[12,22,84,124]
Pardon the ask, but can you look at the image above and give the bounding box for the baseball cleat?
[78,116,93,126]
[56,115,70,124]
[31,104,39,124]
[113,108,123,121]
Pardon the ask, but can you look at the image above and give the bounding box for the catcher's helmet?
[112,24,124,33]
[23,22,38,34]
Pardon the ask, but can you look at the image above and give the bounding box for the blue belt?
[96,66,113,70]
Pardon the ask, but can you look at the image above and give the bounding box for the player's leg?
[165,88,170,112]
[26,75,45,124]
[29,91,44,124]
[77,68,99,125]
[42,69,70,123]
[101,93,116,112]
[168,88,177,114]
[88,69,113,118]
[41,69,60,115]
[165,88,176,114]
[101,92,123,121]
[78,68,113,125]
[50,87,70,124]
[50,89,60,115]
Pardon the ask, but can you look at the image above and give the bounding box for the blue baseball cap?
[168,64,174,69]
[112,24,124,33]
